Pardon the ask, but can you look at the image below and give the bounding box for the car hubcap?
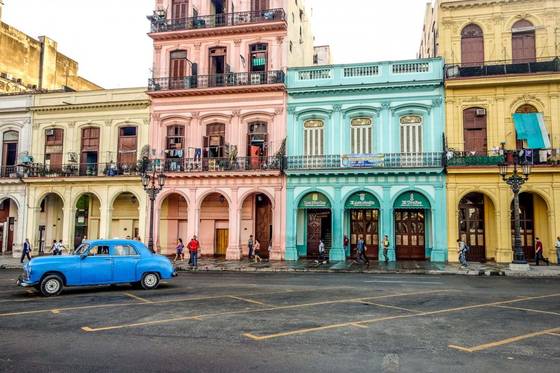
[145,274,157,287]
[45,279,60,293]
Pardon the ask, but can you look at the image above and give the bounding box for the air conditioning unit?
[475,109,486,117]
[46,129,55,136]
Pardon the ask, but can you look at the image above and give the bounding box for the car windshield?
[73,243,90,256]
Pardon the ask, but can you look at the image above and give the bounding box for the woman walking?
[174,238,185,262]
[253,239,262,263]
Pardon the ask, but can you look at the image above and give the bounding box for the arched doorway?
[458,193,497,262]
[199,192,229,257]
[461,24,484,66]
[110,192,139,239]
[512,19,536,64]
[345,191,380,260]
[0,198,18,254]
[297,192,332,258]
[240,193,273,258]
[511,192,549,261]
[73,194,101,248]
[159,193,188,254]
[394,191,430,260]
[36,193,64,253]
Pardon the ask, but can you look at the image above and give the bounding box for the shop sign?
[395,192,430,209]
[341,154,384,168]
[345,192,379,209]
[298,192,331,209]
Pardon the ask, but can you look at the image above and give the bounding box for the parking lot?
[0,270,559,372]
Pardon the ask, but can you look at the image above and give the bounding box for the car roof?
[85,239,149,253]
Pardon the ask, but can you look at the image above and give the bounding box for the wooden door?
[512,193,535,261]
[80,127,100,175]
[171,0,188,20]
[170,50,188,89]
[215,229,228,256]
[252,0,269,12]
[463,108,487,154]
[306,209,330,258]
[461,24,484,66]
[350,209,379,259]
[395,210,426,260]
[255,195,272,258]
[512,20,536,63]
[459,193,486,262]
[117,127,137,166]
[45,128,64,171]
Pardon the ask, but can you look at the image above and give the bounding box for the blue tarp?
[513,113,551,149]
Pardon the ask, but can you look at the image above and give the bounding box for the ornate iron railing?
[150,8,286,33]
[11,163,143,178]
[156,157,282,173]
[445,56,560,79]
[285,153,444,170]
[149,70,285,91]
[446,149,560,167]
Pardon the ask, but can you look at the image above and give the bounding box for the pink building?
[147,0,314,259]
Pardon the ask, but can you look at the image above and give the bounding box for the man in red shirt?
[535,237,550,266]
[187,235,200,268]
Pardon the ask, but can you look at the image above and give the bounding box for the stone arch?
[157,188,191,210]
[196,188,232,211]
[238,188,275,210]
[341,187,383,208]
[294,189,335,209]
[109,191,141,239]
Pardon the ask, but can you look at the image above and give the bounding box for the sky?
[2,0,429,89]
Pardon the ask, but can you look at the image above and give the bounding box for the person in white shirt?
[555,236,560,265]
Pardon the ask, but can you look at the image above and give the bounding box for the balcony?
[148,9,286,39]
[446,149,560,167]
[158,156,282,175]
[148,71,285,96]
[285,153,444,171]
[445,57,560,80]
[7,163,144,179]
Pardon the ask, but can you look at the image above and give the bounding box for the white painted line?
[364,280,444,285]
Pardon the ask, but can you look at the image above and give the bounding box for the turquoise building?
[285,58,447,262]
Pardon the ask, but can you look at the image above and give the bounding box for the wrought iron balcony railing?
[149,71,285,91]
[0,165,19,179]
[158,156,282,173]
[149,9,286,33]
[9,163,144,178]
[446,149,560,167]
[285,153,444,171]
[445,57,560,79]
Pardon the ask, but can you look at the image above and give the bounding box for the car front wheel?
[141,273,160,290]
[40,275,63,297]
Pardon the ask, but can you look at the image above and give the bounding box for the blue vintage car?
[17,239,176,296]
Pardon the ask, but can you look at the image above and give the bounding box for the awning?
[513,113,551,149]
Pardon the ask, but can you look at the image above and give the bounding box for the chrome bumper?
[16,275,36,287]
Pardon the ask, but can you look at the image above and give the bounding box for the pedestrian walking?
[247,235,254,260]
[343,235,349,258]
[555,236,560,265]
[535,237,550,266]
[57,240,65,255]
[457,238,468,267]
[50,240,58,255]
[174,238,185,262]
[20,238,32,263]
[382,235,390,263]
[187,235,200,268]
[253,239,262,263]
[357,235,369,265]
[316,239,328,264]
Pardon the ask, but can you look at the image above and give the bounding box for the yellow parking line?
[124,293,153,304]
[355,301,420,313]
[80,289,455,332]
[448,327,560,353]
[493,305,560,317]
[546,332,560,337]
[51,309,60,314]
[351,323,369,329]
[241,293,560,341]
[228,295,271,307]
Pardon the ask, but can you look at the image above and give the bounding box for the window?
[80,127,100,175]
[248,122,268,157]
[44,128,64,171]
[171,0,188,20]
[461,24,484,66]
[303,120,324,156]
[290,41,293,53]
[118,126,138,165]
[351,118,373,154]
[512,19,536,63]
[88,245,109,256]
[249,44,268,73]
[112,245,139,256]
[166,125,185,152]
[2,131,18,168]
[204,123,226,158]
[400,115,423,153]
[463,108,487,154]
[251,0,269,12]
[515,104,539,149]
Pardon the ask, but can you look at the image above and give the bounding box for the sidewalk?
[2,255,560,277]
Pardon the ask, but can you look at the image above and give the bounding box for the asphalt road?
[0,270,559,373]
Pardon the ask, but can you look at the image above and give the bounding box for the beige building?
[313,45,332,65]
[0,1,100,94]
[21,88,150,253]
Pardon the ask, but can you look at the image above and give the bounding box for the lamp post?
[499,150,531,267]
[142,166,166,253]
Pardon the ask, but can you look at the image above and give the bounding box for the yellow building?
[420,0,560,263]
[0,1,100,93]
[23,88,150,253]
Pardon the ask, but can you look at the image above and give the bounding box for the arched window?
[515,104,539,150]
[350,118,372,154]
[461,24,484,66]
[512,19,536,63]
[2,131,18,169]
[400,115,423,154]
[248,122,268,157]
[249,43,268,73]
[303,119,324,156]
[463,108,487,154]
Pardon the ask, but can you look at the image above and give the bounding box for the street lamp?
[499,150,531,267]
[142,166,166,253]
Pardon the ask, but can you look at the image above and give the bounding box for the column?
[285,187,298,261]
[430,185,447,262]
[61,206,73,251]
[447,187,459,262]
[226,190,241,260]
[495,187,513,263]
[330,187,345,261]
[270,188,283,261]
[381,186,395,261]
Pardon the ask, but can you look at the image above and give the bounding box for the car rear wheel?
[40,275,63,297]
[141,273,160,290]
